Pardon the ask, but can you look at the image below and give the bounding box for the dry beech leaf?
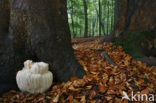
[69,85,81,91]
[80,96,86,103]
[67,95,73,102]
[105,96,113,101]
[86,85,92,90]
[89,90,96,99]
[141,89,149,95]
[53,95,59,103]
[108,76,114,86]
[98,84,107,93]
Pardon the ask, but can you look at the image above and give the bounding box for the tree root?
[135,57,156,66]
[96,49,117,66]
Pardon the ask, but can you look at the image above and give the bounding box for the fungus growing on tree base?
[16,60,53,94]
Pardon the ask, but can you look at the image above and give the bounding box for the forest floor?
[0,37,156,103]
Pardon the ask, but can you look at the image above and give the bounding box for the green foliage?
[67,0,115,37]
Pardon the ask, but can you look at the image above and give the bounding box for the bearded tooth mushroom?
[16,60,53,94]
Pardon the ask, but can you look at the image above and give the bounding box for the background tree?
[83,0,88,37]
[98,0,102,36]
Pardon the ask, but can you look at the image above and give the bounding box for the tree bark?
[0,0,19,95]
[83,0,88,37]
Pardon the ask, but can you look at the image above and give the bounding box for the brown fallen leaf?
[69,85,82,91]
[89,90,96,99]
[141,88,150,95]
[53,95,59,103]
[67,95,73,102]
[80,96,86,103]
[98,84,107,93]
[86,85,92,90]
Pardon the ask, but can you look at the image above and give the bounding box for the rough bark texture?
[0,0,19,96]
[0,0,86,95]
[113,0,156,59]
[115,0,156,35]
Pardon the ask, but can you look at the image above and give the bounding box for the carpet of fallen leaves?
[0,38,156,103]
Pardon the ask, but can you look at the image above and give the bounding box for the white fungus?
[16,60,53,94]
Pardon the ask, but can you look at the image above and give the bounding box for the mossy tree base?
[113,30,156,66]
[114,30,156,58]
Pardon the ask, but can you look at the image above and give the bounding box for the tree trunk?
[0,0,11,63]
[92,19,96,36]
[98,0,102,36]
[107,1,110,35]
[83,0,88,37]
[101,3,106,35]
[0,0,86,95]
[0,0,20,95]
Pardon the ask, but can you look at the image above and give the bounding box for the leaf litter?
[0,38,156,103]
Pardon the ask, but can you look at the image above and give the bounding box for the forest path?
[1,37,156,102]
[72,36,104,44]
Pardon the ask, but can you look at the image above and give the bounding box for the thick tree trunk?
[0,0,11,63]
[83,0,88,37]
[0,0,86,95]
[11,0,85,82]
[0,0,19,95]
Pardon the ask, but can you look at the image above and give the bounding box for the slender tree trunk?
[107,1,110,35]
[101,23,105,35]
[92,16,96,36]
[96,8,99,36]
[102,3,106,35]
[83,0,88,37]
[98,0,102,36]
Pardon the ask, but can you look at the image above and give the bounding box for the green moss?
[114,30,156,58]
[115,32,144,58]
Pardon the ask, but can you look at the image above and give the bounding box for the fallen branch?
[96,49,117,66]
